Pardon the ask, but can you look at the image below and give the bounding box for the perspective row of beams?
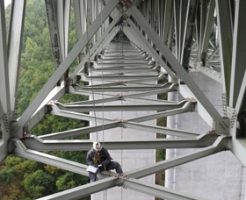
[14,135,228,200]
[1,0,246,135]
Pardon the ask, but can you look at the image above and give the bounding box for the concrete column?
[90,42,155,200]
[166,72,246,200]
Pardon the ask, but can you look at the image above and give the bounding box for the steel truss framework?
[1,0,246,199]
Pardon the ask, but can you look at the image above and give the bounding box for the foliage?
[56,172,88,191]
[16,0,54,116]
[0,0,89,199]
[31,114,85,136]
[23,170,55,199]
[0,167,15,184]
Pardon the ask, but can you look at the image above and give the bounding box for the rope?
[119,25,124,180]
[84,0,98,142]
[100,1,105,146]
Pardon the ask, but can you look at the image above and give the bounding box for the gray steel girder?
[14,139,88,176]
[127,6,227,132]
[54,100,188,112]
[127,136,227,179]
[22,134,218,151]
[18,0,119,130]
[36,177,119,200]
[124,178,205,200]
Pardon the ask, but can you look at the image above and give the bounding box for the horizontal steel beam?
[91,68,155,73]
[92,66,153,71]
[91,71,158,76]
[39,121,121,139]
[124,84,176,98]
[22,134,218,151]
[54,100,187,112]
[104,49,140,53]
[128,101,194,122]
[127,136,227,178]
[72,83,176,100]
[97,60,149,64]
[124,178,204,200]
[85,74,158,80]
[98,56,146,61]
[14,140,88,176]
[124,121,199,138]
[79,85,165,92]
[51,103,115,123]
[94,62,151,67]
[37,177,118,200]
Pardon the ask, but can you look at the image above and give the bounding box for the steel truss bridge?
[0,0,246,199]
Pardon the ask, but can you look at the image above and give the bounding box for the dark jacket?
[86,147,112,167]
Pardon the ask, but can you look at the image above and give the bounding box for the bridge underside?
[1,0,246,199]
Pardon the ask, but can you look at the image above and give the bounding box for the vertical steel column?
[200,0,215,65]
[179,0,189,62]
[173,0,180,58]
[163,0,173,46]
[73,0,87,58]
[87,0,93,46]
[180,0,198,70]
[197,0,209,56]
[73,0,86,37]
[226,0,246,167]
[159,0,164,39]
[46,0,70,63]
[230,0,246,108]
[57,0,70,59]
[215,0,233,99]
[0,1,10,114]
[0,0,10,161]
[7,0,26,113]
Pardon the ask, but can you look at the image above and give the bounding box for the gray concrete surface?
[90,43,155,200]
[166,72,246,200]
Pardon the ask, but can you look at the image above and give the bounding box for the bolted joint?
[7,138,15,154]
[185,97,197,104]
[119,0,132,11]
[72,75,81,86]
[1,113,10,133]
[45,103,53,114]
[215,117,230,136]
[65,77,73,93]
[118,95,125,101]
[184,97,197,111]
[84,62,94,75]
[94,54,101,62]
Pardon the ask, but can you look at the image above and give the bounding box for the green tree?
[0,0,89,199]
[17,0,54,116]
[0,168,15,184]
[23,170,55,199]
[56,172,88,191]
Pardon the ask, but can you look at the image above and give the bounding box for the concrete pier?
[90,42,156,200]
[166,72,246,200]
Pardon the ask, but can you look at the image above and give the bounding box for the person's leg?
[89,172,97,182]
[106,161,123,174]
